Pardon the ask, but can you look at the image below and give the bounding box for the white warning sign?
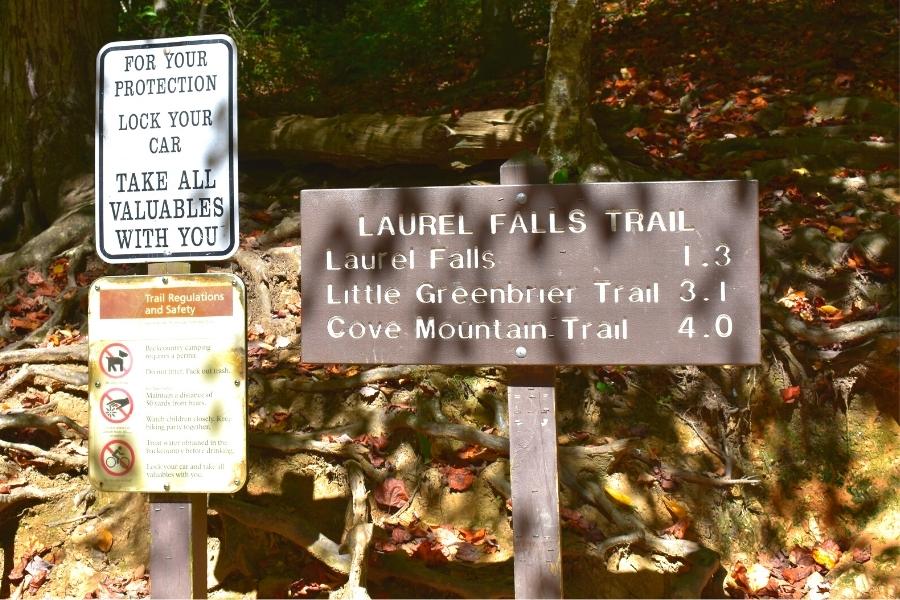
[95,35,239,263]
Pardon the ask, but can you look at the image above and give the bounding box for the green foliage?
[117,0,314,103]
[115,0,549,113]
[306,0,480,84]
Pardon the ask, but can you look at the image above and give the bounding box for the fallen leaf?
[413,539,448,565]
[782,564,814,584]
[94,527,114,552]
[9,316,45,331]
[751,95,768,109]
[662,517,691,539]
[833,72,855,87]
[391,527,413,543]
[817,304,840,316]
[357,385,381,399]
[374,478,410,510]
[455,542,483,562]
[457,444,497,461]
[727,561,750,592]
[812,540,841,569]
[603,474,635,506]
[25,270,44,285]
[444,466,475,492]
[782,386,801,403]
[661,496,689,520]
[288,579,332,598]
[459,527,486,544]
[625,126,648,139]
[28,568,50,593]
[826,225,845,241]
[746,563,771,592]
[789,545,817,567]
[852,545,871,563]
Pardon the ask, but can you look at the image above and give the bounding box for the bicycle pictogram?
[100,440,135,476]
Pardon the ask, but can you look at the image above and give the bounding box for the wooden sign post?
[300,165,760,597]
[93,34,242,599]
[500,157,562,598]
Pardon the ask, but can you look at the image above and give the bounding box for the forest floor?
[0,1,898,598]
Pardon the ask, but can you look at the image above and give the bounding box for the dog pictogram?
[105,350,128,372]
[99,343,132,378]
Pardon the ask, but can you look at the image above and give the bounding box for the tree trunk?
[478,0,531,78]
[0,0,115,251]
[539,0,639,182]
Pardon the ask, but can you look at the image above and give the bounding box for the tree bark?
[478,0,531,78]
[239,105,543,168]
[539,0,639,182]
[0,0,115,250]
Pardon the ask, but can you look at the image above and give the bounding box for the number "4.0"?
[678,315,733,338]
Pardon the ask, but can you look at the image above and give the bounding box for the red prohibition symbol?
[100,388,134,423]
[100,440,135,477]
[99,343,132,378]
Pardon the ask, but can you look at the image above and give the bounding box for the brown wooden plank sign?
[301,174,760,599]
[300,180,759,366]
[88,273,247,493]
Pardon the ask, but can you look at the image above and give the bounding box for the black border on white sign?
[95,35,238,263]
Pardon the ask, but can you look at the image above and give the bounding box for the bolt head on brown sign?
[88,273,247,493]
[300,180,759,365]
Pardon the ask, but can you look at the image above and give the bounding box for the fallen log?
[239,105,543,168]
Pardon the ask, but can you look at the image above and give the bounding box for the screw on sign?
[99,343,132,378]
[100,440,135,476]
[101,388,133,423]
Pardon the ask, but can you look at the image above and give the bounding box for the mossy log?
[239,106,543,168]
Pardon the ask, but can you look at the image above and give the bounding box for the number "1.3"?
[684,243,731,267]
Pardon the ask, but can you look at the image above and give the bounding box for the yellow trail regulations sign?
[88,273,246,493]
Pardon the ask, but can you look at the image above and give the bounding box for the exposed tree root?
[287,365,464,393]
[211,495,513,598]
[211,496,352,575]
[0,213,92,280]
[763,303,900,346]
[252,412,629,466]
[331,461,373,600]
[0,485,69,517]
[249,433,384,482]
[257,215,300,246]
[0,412,88,438]
[0,343,87,366]
[0,439,86,470]
[0,363,87,399]
[628,449,761,488]
[4,287,87,352]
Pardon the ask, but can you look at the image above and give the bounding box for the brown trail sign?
[300,160,760,597]
[300,181,759,365]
